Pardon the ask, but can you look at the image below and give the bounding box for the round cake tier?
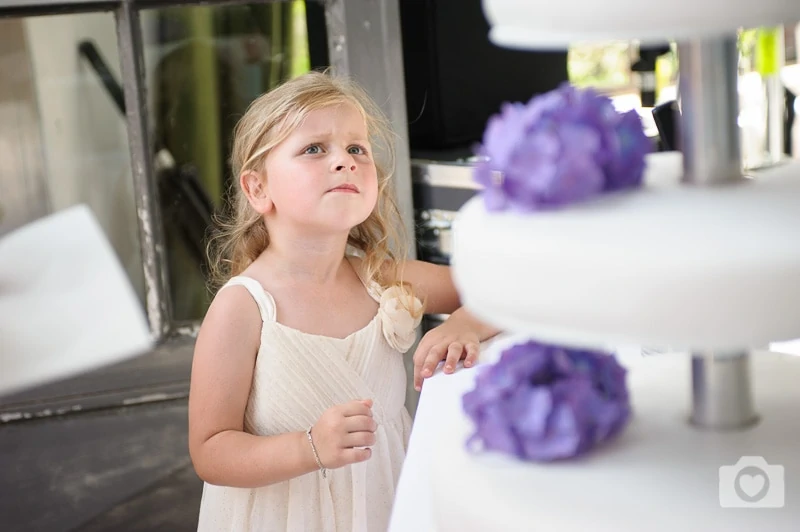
[451,154,800,351]
[483,0,800,47]
[431,350,800,531]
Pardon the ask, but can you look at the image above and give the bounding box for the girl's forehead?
[291,102,368,138]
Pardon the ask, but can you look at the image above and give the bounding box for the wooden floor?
[0,336,200,532]
[76,464,203,532]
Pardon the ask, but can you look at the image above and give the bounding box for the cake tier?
[431,349,800,531]
[483,0,800,48]
[451,154,800,351]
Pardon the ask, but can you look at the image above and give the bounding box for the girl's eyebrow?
[300,133,370,144]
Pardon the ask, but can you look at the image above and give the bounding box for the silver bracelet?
[306,426,327,479]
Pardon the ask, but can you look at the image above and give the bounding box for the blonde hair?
[208,70,417,307]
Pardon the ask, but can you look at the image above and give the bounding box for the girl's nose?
[333,152,357,172]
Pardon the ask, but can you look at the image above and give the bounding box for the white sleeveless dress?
[196,271,421,532]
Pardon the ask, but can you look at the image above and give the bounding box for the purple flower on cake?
[462,340,631,461]
[473,83,652,211]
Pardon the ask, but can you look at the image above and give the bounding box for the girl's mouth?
[328,183,359,193]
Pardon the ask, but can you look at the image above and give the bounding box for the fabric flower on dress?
[462,340,631,462]
[378,285,423,353]
[473,82,652,211]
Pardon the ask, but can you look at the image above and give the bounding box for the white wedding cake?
[426,1,800,529]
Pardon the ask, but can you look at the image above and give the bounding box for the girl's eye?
[348,145,367,155]
[304,145,322,155]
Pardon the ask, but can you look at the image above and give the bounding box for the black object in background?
[305,2,329,71]
[652,100,679,151]
[786,87,796,156]
[399,0,569,151]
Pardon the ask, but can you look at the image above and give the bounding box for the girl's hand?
[412,307,501,391]
[310,399,377,469]
[412,315,482,391]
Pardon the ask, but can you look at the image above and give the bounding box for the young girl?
[188,71,498,532]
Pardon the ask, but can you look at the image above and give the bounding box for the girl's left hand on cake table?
[412,307,496,391]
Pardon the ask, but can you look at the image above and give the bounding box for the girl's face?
[260,102,379,237]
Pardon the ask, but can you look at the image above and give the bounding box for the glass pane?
[568,42,679,103]
[0,13,144,300]
[568,42,635,91]
[141,0,311,322]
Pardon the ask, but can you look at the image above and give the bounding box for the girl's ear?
[240,170,273,214]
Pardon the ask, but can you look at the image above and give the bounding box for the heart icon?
[738,473,766,497]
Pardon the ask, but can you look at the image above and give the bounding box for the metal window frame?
[0,0,415,342]
[0,0,267,16]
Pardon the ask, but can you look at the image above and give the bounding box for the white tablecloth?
[388,365,479,532]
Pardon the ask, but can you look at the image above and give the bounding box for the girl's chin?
[318,214,373,234]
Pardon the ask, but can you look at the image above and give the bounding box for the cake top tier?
[483,0,800,48]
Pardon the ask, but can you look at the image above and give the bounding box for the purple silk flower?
[473,82,652,211]
[462,340,631,462]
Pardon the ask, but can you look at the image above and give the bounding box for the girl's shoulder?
[218,275,276,321]
[205,279,267,333]
[192,279,264,378]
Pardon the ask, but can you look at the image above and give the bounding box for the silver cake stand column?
[677,35,759,430]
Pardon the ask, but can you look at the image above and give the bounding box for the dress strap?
[220,276,277,322]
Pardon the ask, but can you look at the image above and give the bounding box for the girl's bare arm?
[188,286,318,488]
